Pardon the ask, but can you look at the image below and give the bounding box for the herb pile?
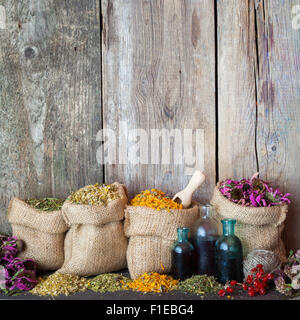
[130,189,183,211]
[274,250,300,296]
[173,275,221,298]
[0,235,37,295]
[219,173,291,207]
[30,273,89,297]
[68,183,120,206]
[89,273,129,293]
[25,198,65,211]
[122,272,179,293]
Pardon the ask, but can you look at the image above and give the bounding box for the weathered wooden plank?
[101,0,216,203]
[217,0,259,181]
[0,0,102,234]
[255,0,300,251]
[218,0,300,251]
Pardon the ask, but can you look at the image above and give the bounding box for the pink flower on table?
[291,278,300,290]
[291,264,300,274]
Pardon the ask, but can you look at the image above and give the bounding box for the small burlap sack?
[59,182,128,276]
[7,197,68,271]
[211,183,288,262]
[124,202,199,279]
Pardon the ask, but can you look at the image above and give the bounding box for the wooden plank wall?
[218,0,300,252]
[101,0,215,202]
[0,0,102,234]
[0,0,299,251]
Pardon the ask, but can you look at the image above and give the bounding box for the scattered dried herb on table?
[25,198,65,211]
[30,273,89,297]
[0,235,37,295]
[274,250,300,296]
[172,275,222,298]
[130,189,183,211]
[89,273,130,293]
[122,272,179,293]
[68,183,120,206]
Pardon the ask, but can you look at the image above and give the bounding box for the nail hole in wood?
[24,47,35,59]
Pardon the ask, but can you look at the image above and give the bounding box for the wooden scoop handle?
[184,170,205,196]
[172,170,205,208]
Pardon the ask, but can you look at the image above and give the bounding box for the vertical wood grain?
[218,0,300,251]
[0,0,102,234]
[101,0,216,203]
[217,0,258,181]
[255,0,300,251]
[0,0,299,251]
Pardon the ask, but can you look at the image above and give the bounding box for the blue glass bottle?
[191,204,220,276]
[171,227,194,280]
[215,219,243,284]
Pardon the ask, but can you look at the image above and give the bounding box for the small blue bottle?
[215,219,243,284]
[171,227,194,280]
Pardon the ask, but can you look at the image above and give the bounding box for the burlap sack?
[124,202,199,279]
[211,183,288,262]
[7,197,68,271]
[59,182,128,276]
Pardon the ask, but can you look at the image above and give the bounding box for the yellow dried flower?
[130,189,183,211]
[68,183,120,206]
[30,273,89,297]
[122,272,179,293]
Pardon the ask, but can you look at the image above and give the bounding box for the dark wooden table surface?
[0,288,294,300]
[0,269,297,301]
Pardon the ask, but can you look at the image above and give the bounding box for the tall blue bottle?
[191,204,219,276]
[215,219,243,284]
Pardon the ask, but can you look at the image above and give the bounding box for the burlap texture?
[124,202,199,279]
[59,182,128,276]
[7,197,68,271]
[211,183,288,262]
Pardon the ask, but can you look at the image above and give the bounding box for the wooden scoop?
[172,170,205,208]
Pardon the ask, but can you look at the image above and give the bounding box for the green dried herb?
[25,198,65,211]
[68,183,120,206]
[265,191,280,203]
[89,273,129,293]
[172,275,222,298]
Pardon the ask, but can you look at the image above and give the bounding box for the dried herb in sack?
[8,197,68,271]
[130,189,183,211]
[59,182,128,276]
[68,183,120,206]
[219,173,291,207]
[25,198,65,211]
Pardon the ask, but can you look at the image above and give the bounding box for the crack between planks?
[214,0,219,183]
[254,0,260,174]
[99,0,105,184]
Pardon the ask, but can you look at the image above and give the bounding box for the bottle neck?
[222,220,236,236]
[177,228,189,242]
[201,204,215,219]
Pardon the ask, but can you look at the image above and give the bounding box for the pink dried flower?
[219,174,291,207]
